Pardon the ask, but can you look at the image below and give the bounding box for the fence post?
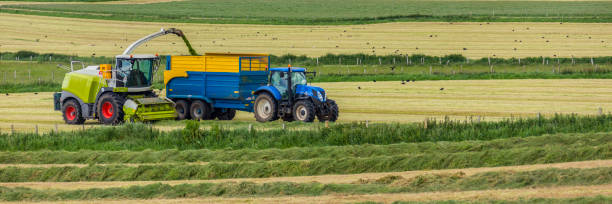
[490,65,493,73]
[591,57,594,66]
[571,55,575,65]
[393,58,396,64]
[282,123,285,130]
[378,57,381,65]
[35,124,38,135]
[13,70,16,79]
[429,66,432,74]
[439,57,442,65]
[518,58,521,65]
[599,107,603,115]
[248,124,253,133]
[488,56,491,66]
[11,124,14,135]
[28,70,31,80]
[316,57,319,66]
[55,123,59,132]
[423,118,428,129]
[406,56,409,65]
[356,58,359,65]
[365,120,369,128]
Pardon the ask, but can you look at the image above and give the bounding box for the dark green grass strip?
[0,132,608,164]
[312,72,612,83]
[1,114,612,151]
[0,167,611,201]
[0,144,608,182]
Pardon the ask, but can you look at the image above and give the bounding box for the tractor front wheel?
[293,100,315,122]
[97,93,126,125]
[175,100,190,120]
[62,99,85,125]
[317,99,339,122]
[190,100,212,120]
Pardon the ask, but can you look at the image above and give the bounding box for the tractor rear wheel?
[217,109,236,120]
[317,99,339,122]
[254,93,278,122]
[175,100,190,120]
[97,93,126,125]
[190,100,212,120]
[293,100,315,122]
[62,99,85,125]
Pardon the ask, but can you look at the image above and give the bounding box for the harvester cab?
[53,28,196,125]
[253,66,339,122]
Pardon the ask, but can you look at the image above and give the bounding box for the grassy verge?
[2,0,611,24]
[0,167,610,201]
[0,144,608,182]
[0,132,608,164]
[1,114,612,151]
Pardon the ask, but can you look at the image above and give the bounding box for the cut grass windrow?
[0,167,610,201]
[1,114,612,151]
[0,144,608,182]
[0,132,608,164]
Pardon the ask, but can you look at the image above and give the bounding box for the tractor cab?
[108,54,160,89]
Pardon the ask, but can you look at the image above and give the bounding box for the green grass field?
[2,0,612,24]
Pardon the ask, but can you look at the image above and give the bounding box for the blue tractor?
[253,67,339,122]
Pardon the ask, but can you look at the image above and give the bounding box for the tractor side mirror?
[279,72,285,78]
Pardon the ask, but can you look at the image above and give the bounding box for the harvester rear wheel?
[175,100,190,120]
[217,109,236,120]
[62,99,85,125]
[317,99,339,122]
[254,93,278,122]
[190,100,212,120]
[96,93,125,125]
[293,100,315,122]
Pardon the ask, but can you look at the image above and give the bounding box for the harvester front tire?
[97,93,125,125]
[293,100,315,122]
[254,93,278,122]
[62,99,85,125]
[190,100,212,120]
[317,99,339,122]
[217,109,236,120]
[175,100,190,120]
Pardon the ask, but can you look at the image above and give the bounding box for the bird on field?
[5,93,8,96]
[440,88,444,91]
[357,86,361,90]
[34,93,38,95]
[390,66,396,71]
[373,80,376,82]
[401,80,406,85]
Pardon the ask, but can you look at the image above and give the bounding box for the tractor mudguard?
[254,86,282,100]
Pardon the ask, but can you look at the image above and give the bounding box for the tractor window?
[116,58,155,87]
[127,59,153,87]
[291,72,307,86]
[270,71,288,98]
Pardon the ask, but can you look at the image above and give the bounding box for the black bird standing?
[358,86,361,89]
[373,80,376,82]
[401,80,406,85]
[390,66,396,71]
[440,88,444,91]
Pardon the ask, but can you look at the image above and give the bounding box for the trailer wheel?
[190,100,212,120]
[217,109,236,120]
[293,100,315,122]
[254,93,278,122]
[97,93,125,125]
[62,99,85,125]
[175,100,190,120]
[317,99,339,122]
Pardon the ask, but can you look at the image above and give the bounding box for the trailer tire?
[97,93,126,125]
[175,100,190,120]
[190,100,212,120]
[254,93,278,122]
[217,109,236,120]
[293,100,315,122]
[62,99,85,125]
[317,99,339,122]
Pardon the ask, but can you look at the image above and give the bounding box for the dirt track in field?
[3,184,610,204]
[1,160,609,190]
